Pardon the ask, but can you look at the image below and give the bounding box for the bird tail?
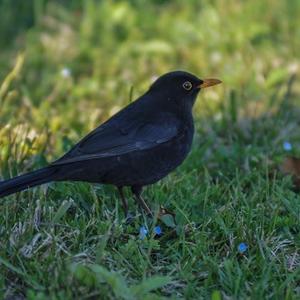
[0,166,58,198]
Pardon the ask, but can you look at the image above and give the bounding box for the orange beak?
[198,78,222,89]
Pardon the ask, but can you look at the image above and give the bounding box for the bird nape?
[0,70,221,217]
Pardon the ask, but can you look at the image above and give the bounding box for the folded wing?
[52,113,180,165]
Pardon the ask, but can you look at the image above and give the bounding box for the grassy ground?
[0,1,300,299]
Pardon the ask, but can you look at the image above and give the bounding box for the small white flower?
[61,68,71,78]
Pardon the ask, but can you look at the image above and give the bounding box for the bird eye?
[182,81,193,91]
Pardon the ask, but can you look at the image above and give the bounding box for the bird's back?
[52,92,195,186]
[55,119,194,187]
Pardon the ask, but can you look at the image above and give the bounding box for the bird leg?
[117,187,128,217]
[131,186,153,216]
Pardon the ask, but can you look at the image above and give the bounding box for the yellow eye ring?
[183,81,192,90]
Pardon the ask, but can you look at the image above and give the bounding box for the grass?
[0,0,300,299]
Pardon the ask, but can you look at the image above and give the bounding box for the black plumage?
[0,71,221,215]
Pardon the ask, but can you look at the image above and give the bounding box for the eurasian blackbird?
[0,71,221,216]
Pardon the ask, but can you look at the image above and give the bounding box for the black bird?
[0,71,221,216]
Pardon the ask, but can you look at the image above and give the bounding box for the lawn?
[0,1,299,299]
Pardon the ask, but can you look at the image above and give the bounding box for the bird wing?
[52,113,180,165]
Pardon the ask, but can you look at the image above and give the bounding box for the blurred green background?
[0,1,300,299]
[1,0,299,168]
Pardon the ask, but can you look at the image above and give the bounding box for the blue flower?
[283,142,292,151]
[238,242,248,253]
[154,226,162,235]
[139,226,148,239]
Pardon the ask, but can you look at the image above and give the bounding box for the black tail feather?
[0,166,58,197]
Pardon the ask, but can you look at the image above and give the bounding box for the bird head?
[148,71,221,110]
